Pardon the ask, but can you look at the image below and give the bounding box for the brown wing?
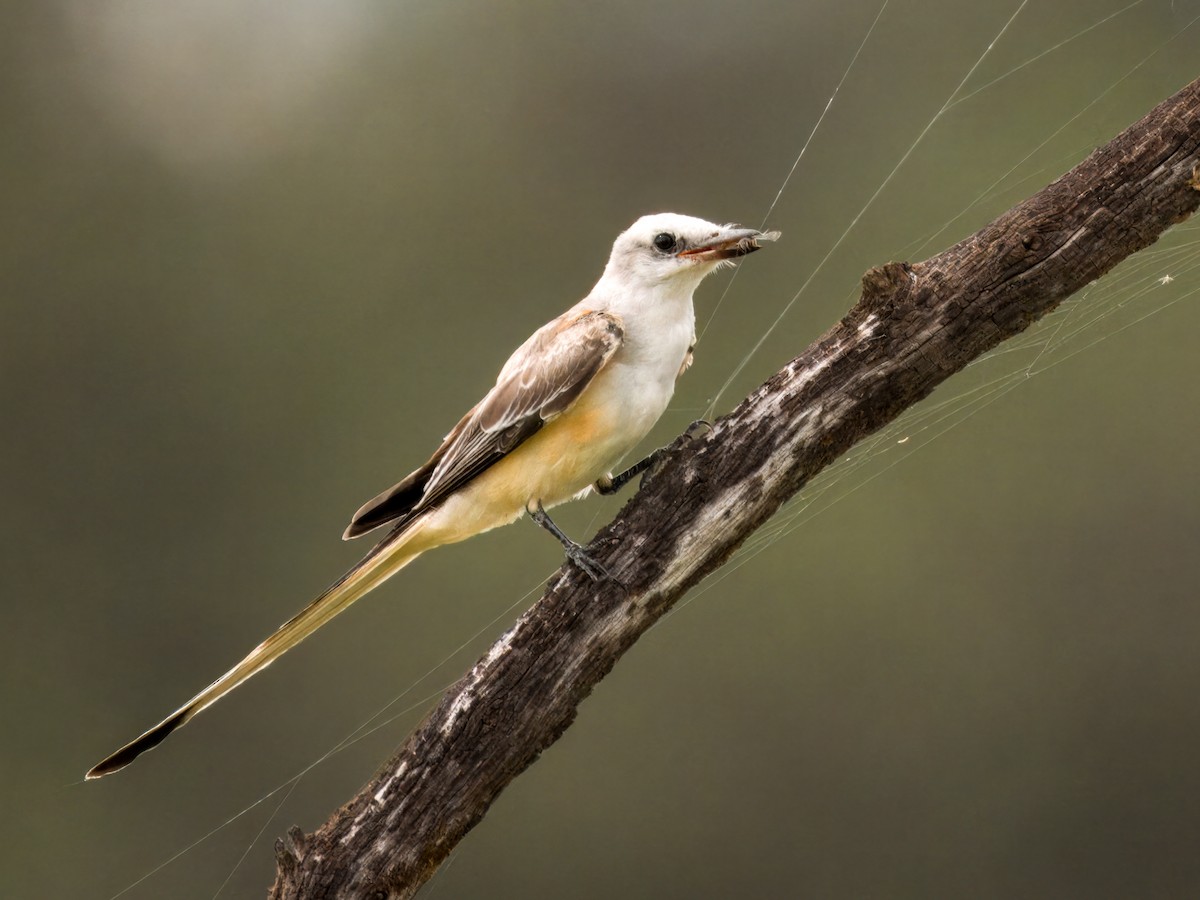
[343,309,624,539]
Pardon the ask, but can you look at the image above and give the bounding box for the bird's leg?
[594,419,713,496]
[529,501,610,582]
[594,454,660,496]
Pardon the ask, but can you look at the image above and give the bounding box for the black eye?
[652,232,677,253]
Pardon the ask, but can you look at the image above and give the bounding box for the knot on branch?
[860,261,914,313]
[274,826,309,875]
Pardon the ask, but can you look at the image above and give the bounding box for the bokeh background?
[4,1,1199,897]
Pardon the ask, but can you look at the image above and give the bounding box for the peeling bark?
[269,76,1200,899]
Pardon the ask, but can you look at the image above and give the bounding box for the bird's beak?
[679,226,781,262]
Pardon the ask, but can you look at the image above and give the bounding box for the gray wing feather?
[344,309,623,537]
[422,309,624,499]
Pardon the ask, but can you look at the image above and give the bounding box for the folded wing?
[344,309,624,538]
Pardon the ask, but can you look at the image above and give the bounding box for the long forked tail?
[86,521,430,779]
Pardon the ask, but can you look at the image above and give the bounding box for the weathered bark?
[270,77,1200,899]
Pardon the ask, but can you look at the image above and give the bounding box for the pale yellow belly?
[484,397,628,507]
[415,391,642,548]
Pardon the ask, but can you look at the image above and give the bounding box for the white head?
[601,213,779,291]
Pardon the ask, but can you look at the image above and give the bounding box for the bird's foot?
[529,501,611,582]
[684,418,713,441]
[560,539,611,582]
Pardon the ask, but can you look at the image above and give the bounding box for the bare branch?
[270,76,1200,899]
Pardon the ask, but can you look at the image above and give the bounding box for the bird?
[86,213,779,779]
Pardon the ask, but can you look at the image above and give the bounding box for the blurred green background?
[3,1,1198,897]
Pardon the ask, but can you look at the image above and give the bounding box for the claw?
[562,541,610,582]
[529,500,611,582]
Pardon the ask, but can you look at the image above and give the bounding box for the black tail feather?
[86,707,192,779]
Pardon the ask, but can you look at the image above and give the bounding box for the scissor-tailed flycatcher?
[86,213,778,778]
